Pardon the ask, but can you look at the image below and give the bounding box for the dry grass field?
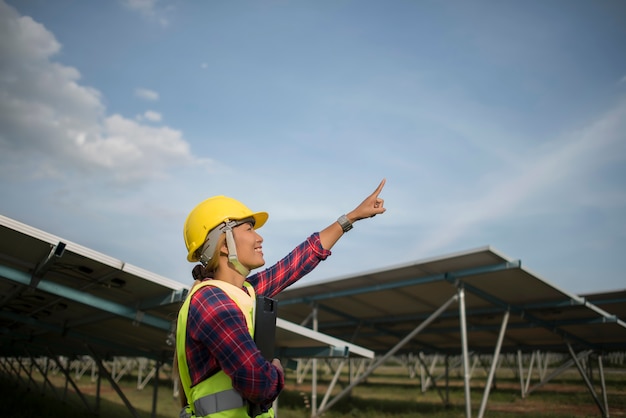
[1,361,624,418]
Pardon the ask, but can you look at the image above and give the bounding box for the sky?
[1,0,625,295]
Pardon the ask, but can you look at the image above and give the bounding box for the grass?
[1,361,624,418]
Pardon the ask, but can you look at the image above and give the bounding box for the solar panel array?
[3,213,624,418]
[278,247,626,355]
[0,214,373,362]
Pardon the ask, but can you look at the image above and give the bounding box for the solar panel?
[0,214,372,361]
[278,246,626,354]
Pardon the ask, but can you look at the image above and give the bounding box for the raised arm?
[319,178,387,250]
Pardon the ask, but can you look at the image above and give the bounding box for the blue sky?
[1,0,625,294]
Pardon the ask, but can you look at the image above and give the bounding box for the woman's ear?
[220,239,229,255]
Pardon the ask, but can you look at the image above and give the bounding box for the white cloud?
[135,88,159,101]
[137,110,162,122]
[121,0,170,26]
[0,2,60,59]
[0,1,200,185]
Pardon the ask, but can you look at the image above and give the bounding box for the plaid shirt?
[185,233,331,405]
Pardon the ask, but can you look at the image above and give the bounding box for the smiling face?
[231,220,265,270]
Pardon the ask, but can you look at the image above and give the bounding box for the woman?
[176,179,386,417]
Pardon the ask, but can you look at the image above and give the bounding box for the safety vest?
[177,280,275,418]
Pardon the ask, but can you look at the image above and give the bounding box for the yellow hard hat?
[183,195,268,262]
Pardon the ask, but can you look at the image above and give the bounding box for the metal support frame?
[151,360,161,418]
[0,359,13,384]
[536,351,550,381]
[416,352,446,403]
[435,354,465,386]
[296,358,312,384]
[520,345,611,416]
[313,292,459,418]
[517,349,540,398]
[72,356,95,380]
[527,349,592,395]
[419,352,440,392]
[0,264,175,331]
[566,343,609,418]
[318,357,348,411]
[351,358,368,382]
[47,350,95,414]
[112,357,136,383]
[7,357,27,386]
[477,309,509,418]
[31,241,66,288]
[26,352,60,399]
[280,307,377,417]
[138,360,158,390]
[404,353,418,379]
[87,345,140,418]
[16,356,38,392]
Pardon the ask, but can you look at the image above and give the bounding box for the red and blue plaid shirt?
[185,233,330,405]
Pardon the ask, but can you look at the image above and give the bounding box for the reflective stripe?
[194,388,246,416]
[180,406,192,418]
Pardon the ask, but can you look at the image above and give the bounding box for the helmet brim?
[251,211,269,230]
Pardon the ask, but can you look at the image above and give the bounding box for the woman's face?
[232,221,265,270]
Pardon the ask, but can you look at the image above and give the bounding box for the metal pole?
[477,309,509,418]
[311,304,318,417]
[458,286,472,418]
[151,360,160,418]
[96,361,101,414]
[524,351,536,396]
[517,350,525,398]
[319,358,347,411]
[445,354,450,407]
[597,354,609,418]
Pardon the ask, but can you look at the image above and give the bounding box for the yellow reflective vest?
[177,280,274,418]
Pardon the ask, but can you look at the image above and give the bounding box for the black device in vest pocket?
[254,295,278,360]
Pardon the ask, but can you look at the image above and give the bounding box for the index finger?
[372,178,386,197]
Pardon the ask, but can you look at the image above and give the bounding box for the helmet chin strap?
[224,227,250,277]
